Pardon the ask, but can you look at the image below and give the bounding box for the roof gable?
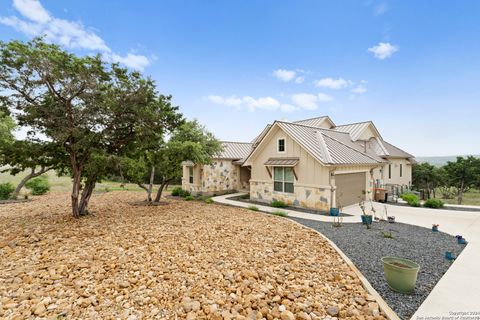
[293,116,335,129]
[243,121,383,166]
[334,121,382,141]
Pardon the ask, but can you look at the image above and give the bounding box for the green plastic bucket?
[381,256,420,294]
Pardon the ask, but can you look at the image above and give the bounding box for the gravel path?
[289,217,466,320]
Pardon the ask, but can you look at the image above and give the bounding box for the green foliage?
[171,187,191,197]
[412,162,446,198]
[0,38,185,216]
[248,205,259,211]
[0,111,15,145]
[0,182,15,200]
[271,200,288,208]
[204,198,214,204]
[271,210,288,217]
[401,193,421,207]
[424,198,444,209]
[443,156,480,204]
[25,176,50,195]
[381,231,394,239]
[184,195,194,201]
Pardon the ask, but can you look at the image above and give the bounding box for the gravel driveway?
[289,217,466,319]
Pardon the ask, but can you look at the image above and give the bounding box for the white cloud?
[13,0,50,23]
[290,93,333,110]
[368,42,399,60]
[272,69,296,82]
[0,0,150,70]
[108,53,151,71]
[314,77,349,89]
[294,76,305,84]
[291,93,318,110]
[207,95,292,112]
[351,86,367,94]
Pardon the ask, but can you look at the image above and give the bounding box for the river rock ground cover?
[0,192,386,319]
[289,217,466,320]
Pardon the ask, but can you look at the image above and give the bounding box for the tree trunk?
[12,167,52,199]
[79,177,96,216]
[147,166,155,202]
[154,178,172,202]
[71,168,82,218]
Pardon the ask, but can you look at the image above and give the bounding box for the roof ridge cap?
[277,120,350,134]
[315,131,332,164]
[335,120,372,127]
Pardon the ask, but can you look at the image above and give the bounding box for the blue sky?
[1,0,480,156]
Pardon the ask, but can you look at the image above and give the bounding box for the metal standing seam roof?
[264,157,300,166]
[276,121,383,165]
[215,141,253,160]
[293,116,335,128]
[382,140,415,158]
[333,121,373,141]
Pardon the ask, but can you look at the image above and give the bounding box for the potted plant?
[445,251,456,260]
[432,224,439,232]
[330,207,340,216]
[359,200,373,226]
[330,197,342,216]
[381,256,420,294]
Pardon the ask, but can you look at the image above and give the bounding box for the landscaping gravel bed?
[289,218,466,319]
[0,192,386,319]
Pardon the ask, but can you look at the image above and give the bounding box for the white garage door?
[335,172,366,207]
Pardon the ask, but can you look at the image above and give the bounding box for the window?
[189,167,194,184]
[278,138,285,152]
[388,164,392,179]
[400,164,403,177]
[273,167,294,193]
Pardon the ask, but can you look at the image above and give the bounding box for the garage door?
[335,172,366,207]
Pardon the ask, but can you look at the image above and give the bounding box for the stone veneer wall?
[250,180,332,211]
[200,160,244,195]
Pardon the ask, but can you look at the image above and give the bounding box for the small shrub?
[401,193,420,207]
[184,195,194,201]
[271,210,288,217]
[204,198,214,204]
[0,182,15,200]
[25,176,50,195]
[424,198,444,209]
[171,187,191,197]
[248,205,259,211]
[271,200,287,208]
[171,187,183,196]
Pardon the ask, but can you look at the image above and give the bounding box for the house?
[182,116,415,210]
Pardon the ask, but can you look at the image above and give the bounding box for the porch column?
[329,170,336,208]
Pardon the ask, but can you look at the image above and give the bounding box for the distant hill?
[416,155,480,166]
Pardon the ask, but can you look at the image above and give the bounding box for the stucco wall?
[372,158,412,187]
[250,180,332,211]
